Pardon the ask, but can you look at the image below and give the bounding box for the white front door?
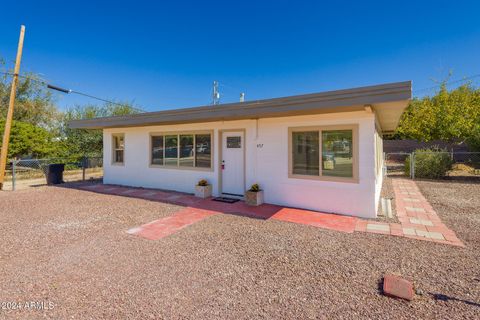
[221,131,245,197]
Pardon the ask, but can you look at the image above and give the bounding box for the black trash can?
[46,163,65,185]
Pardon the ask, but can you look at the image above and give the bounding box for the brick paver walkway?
[354,179,464,247]
[79,180,464,247]
[127,207,218,240]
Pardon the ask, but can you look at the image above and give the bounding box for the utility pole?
[0,25,25,190]
[212,81,220,105]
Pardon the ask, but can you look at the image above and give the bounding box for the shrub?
[405,147,453,179]
[248,183,260,192]
[197,179,208,186]
[467,126,480,151]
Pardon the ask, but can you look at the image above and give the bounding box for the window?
[292,131,319,175]
[164,135,178,166]
[179,135,194,167]
[151,136,164,165]
[226,136,241,148]
[195,134,212,168]
[322,130,353,178]
[289,125,358,182]
[112,134,124,164]
[151,132,212,169]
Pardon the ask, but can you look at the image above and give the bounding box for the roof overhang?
[69,81,411,132]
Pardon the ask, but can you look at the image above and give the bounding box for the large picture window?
[289,125,358,182]
[112,134,124,164]
[151,132,212,169]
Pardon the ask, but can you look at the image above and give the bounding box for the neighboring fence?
[384,152,411,176]
[4,156,103,191]
[385,151,480,180]
[383,139,470,154]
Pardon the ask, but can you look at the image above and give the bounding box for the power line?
[0,70,144,112]
[413,74,480,94]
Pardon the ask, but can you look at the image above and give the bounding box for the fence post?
[12,159,16,191]
[82,156,87,181]
[411,152,415,179]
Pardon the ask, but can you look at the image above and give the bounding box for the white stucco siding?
[255,112,376,218]
[103,111,378,218]
[373,126,384,215]
[103,119,258,197]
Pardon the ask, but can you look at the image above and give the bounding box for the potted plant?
[245,183,264,206]
[195,179,212,199]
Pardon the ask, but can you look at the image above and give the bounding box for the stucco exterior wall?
[103,111,378,218]
[374,125,384,215]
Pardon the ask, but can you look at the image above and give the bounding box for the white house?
[70,81,411,218]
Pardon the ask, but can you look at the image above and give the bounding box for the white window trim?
[288,124,359,183]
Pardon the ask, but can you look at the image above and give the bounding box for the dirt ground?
[0,179,478,319]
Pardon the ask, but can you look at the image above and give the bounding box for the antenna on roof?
[212,81,220,105]
[240,92,245,102]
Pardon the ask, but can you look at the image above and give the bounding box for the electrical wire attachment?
[47,84,71,94]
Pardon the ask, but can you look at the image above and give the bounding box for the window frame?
[288,124,359,183]
[111,133,125,166]
[149,130,214,171]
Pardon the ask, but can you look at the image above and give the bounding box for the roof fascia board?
[70,81,411,129]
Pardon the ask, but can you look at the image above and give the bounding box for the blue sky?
[1,0,479,112]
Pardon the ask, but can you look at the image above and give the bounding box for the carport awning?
[69,81,412,133]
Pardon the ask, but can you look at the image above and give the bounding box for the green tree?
[1,60,59,128]
[2,56,142,158]
[59,103,141,157]
[395,82,480,150]
[0,120,57,159]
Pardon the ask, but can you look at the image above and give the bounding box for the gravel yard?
[0,180,479,319]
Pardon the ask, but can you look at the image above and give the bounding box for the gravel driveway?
[0,181,478,319]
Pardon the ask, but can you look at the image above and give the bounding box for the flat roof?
[69,81,411,132]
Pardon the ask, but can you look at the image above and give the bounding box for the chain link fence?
[385,151,480,180]
[384,152,412,177]
[3,156,103,191]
